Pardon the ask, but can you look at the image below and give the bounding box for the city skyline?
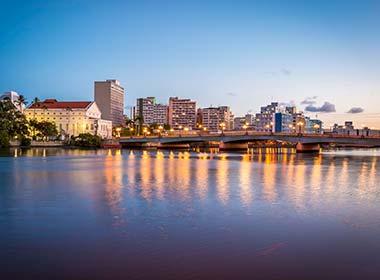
[1,0,380,128]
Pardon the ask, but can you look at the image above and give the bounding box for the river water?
[1,148,380,279]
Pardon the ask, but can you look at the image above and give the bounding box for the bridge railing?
[119,130,380,140]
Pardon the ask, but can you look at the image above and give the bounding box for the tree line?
[0,98,58,148]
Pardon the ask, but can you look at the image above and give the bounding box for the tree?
[31,97,40,119]
[0,99,29,147]
[69,133,101,147]
[29,120,58,141]
[134,115,144,135]
[16,95,27,112]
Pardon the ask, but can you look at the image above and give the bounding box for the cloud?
[281,68,292,76]
[279,100,296,107]
[305,102,336,113]
[226,92,237,97]
[301,96,318,105]
[347,107,364,114]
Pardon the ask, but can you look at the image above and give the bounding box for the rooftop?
[28,99,93,109]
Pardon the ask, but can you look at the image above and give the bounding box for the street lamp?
[219,122,226,135]
[297,121,304,134]
[242,123,248,135]
[157,125,163,137]
[313,124,320,134]
[115,127,122,138]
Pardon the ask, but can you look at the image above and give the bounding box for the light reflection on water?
[1,148,380,279]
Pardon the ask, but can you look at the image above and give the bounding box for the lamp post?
[288,124,294,134]
[313,124,320,134]
[158,125,163,138]
[297,121,304,135]
[243,123,248,135]
[115,127,122,138]
[219,122,226,135]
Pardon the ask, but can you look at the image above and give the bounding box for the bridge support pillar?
[219,142,248,151]
[157,143,190,149]
[296,143,321,153]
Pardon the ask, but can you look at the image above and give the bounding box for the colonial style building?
[25,99,112,139]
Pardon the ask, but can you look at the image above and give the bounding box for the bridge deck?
[119,132,380,146]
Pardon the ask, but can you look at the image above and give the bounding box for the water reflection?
[216,154,230,205]
[1,148,380,279]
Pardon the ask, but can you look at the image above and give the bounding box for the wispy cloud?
[347,107,364,114]
[279,100,296,107]
[281,68,292,76]
[305,102,336,113]
[301,96,318,106]
[226,92,237,97]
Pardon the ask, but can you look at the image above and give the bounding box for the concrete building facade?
[199,106,233,132]
[94,80,124,126]
[168,97,197,129]
[136,97,168,125]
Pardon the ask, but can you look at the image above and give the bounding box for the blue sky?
[1,0,380,127]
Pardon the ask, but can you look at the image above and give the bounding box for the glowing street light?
[297,121,304,134]
[115,127,122,138]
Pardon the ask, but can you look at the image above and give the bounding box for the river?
[1,148,379,279]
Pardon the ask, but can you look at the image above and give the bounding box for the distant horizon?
[1,0,379,128]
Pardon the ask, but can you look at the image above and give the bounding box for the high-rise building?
[94,79,124,126]
[233,116,247,130]
[199,106,233,132]
[274,112,294,133]
[254,102,279,132]
[168,97,197,129]
[199,107,220,132]
[136,97,168,125]
[217,106,233,130]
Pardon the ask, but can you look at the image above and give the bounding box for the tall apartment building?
[274,112,294,133]
[199,106,233,131]
[217,106,233,130]
[94,79,124,126]
[254,102,279,132]
[168,97,197,129]
[136,97,168,125]
[199,107,220,132]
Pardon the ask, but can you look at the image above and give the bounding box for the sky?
[1,0,380,128]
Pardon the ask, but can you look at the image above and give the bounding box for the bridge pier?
[219,142,248,151]
[296,143,321,153]
[157,143,190,149]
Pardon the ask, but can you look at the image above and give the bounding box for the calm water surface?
[1,148,380,279]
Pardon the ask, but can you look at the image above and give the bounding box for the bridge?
[119,131,380,152]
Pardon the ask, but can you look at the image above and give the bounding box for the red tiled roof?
[28,99,93,109]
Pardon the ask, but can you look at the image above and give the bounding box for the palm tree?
[16,95,27,112]
[134,116,144,135]
[31,97,40,119]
